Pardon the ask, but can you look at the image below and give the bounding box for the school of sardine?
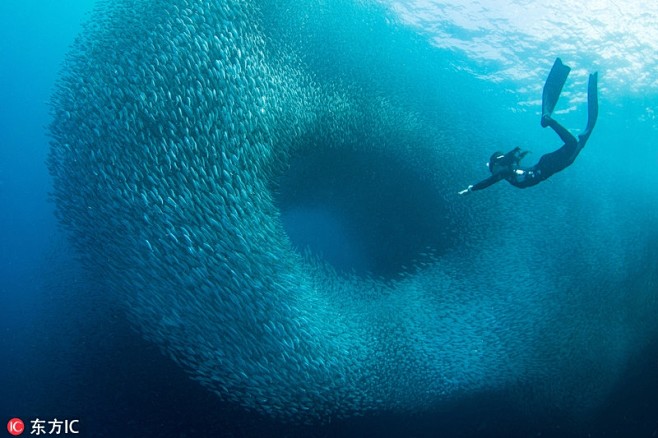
[49,0,658,423]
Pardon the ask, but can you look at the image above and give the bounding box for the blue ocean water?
[2,0,657,437]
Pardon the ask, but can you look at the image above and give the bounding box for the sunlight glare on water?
[381,0,658,97]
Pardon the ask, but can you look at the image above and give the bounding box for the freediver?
[459,58,598,194]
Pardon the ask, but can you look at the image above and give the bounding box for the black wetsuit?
[471,117,592,191]
[467,68,598,193]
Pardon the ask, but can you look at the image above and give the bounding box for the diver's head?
[487,151,507,174]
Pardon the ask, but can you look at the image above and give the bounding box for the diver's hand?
[458,185,473,195]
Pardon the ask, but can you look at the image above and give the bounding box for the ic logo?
[7,418,24,436]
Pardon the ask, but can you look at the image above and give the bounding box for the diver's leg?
[534,123,584,179]
[534,117,583,179]
[541,115,578,148]
[533,147,572,181]
[532,70,598,185]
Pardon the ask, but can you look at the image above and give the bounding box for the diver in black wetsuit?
[459,58,598,194]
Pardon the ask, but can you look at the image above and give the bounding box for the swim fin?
[542,58,571,119]
[579,71,598,143]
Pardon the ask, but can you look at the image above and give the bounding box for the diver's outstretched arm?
[459,173,504,195]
